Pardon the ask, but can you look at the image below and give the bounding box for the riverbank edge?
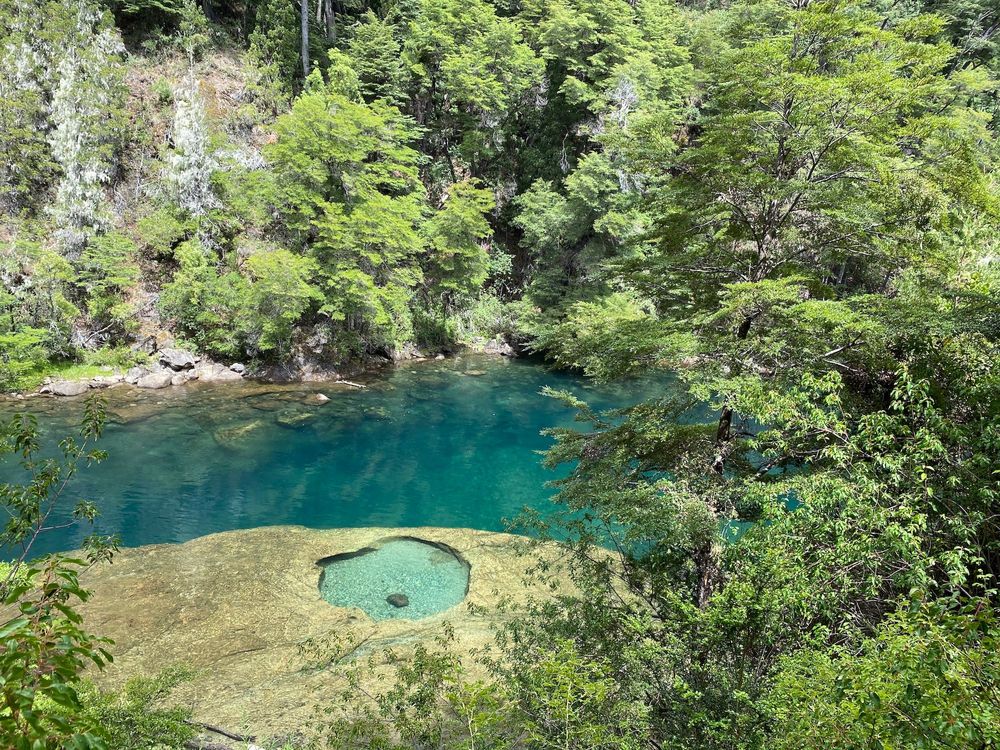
[2,336,519,402]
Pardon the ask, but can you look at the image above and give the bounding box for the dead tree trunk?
[300,0,310,77]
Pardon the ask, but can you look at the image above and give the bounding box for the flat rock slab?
[76,526,567,740]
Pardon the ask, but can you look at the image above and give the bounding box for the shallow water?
[1,356,665,556]
[318,538,470,620]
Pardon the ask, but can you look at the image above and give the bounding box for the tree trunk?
[325,0,335,42]
[300,0,310,78]
[711,314,755,474]
[201,0,215,21]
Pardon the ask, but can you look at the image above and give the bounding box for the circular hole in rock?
[317,537,470,621]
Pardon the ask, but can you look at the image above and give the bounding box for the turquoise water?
[318,538,470,620]
[1,356,664,557]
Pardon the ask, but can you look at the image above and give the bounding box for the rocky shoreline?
[19,335,517,401]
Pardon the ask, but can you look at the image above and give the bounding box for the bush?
[77,667,196,750]
[0,328,49,391]
[136,208,192,259]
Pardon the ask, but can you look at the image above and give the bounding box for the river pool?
[1,355,663,556]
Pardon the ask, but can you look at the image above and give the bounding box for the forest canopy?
[1,0,999,747]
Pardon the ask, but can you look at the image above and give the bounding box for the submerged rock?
[213,420,263,446]
[275,410,316,428]
[386,593,409,608]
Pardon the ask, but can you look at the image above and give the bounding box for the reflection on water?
[0,355,665,556]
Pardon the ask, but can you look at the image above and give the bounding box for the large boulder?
[136,371,174,390]
[45,380,90,397]
[391,343,425,362]
[193,362,243,383]
[159,348,199,371]
[483,338,516,357]
[124,366,147,385]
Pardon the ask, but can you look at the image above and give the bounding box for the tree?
[266,73,427,348]
[75,231,140,340]
[511,0,692,334]
[769,601,1000,750]
[247,0,302,109]
[46,2,127,256]
[0,398,117,749]
[159,241,321,358]
[347,11,406,105]
[422,178,495,306]
[402,0,543,184]
[167,71,216,217]
[497,2,1000,748]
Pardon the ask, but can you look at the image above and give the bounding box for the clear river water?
[1,355,663,557]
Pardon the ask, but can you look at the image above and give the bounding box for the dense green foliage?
[2,0,999,747]
[0,399,113,747]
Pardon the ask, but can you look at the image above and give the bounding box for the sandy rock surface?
[77,525,565,739]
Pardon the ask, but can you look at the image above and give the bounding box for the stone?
[170,371,192,387]
[435,353,445,360]
[465,370,486,377]
[136,371,174,389]
[159,348,199,371]
[482,338,515,357]
[315,393,330,403]
[386,593,409,608]
[193,363,243,383]
[391,343,426,362]
[90,375,124,389]
[212,420,262,446]
[46,380,90,397]
[230,363,246,374]
[275,410,315,428]
[125,366,147,385]
[133,335,158,355]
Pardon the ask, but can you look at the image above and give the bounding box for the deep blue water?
[1,356,662,556]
